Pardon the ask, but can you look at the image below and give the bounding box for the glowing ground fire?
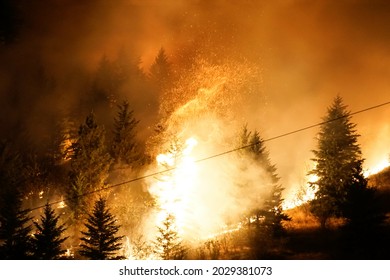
[364,159,390,177]
[282,159,390,210]
[281,173,318,210]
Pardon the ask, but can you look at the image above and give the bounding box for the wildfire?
[364,159,390,177]
[282,184,317,210]
[149,137,199,240]
[282,169,319,210]
[57,197,66,209]
[282,157,390,210]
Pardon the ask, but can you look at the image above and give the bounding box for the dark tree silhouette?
[79,197,124,260]
[0,141,33,259]
[31,202,68,259]
[0,189,32,259]
[342,168,385,229]
[111,100,141,166]
[149,48,172,91]
[309,96,383,229]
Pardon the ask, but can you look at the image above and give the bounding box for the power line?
[25,100,390,213]
[196,100,390,162]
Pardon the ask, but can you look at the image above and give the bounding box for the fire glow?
[364,159,390,177]
[149,137,199,240]
[141,58,265,243]
[282,158,390,210]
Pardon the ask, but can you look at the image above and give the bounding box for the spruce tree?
[0,189,33,259]
[67,112,112,218]
[0,142,33,259]
[309,96,378,228]
[111,100,140,166]
[79,197,124,260]
[32,202,68,259]
[149,48,172,91]
[153,213,186,260]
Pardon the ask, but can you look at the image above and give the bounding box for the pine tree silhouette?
[111,100,140,166]
[79,197,124,260]
[0,189,33,259]
[149,48,171,91]
[309,95,384,229]
[32,202,68,259]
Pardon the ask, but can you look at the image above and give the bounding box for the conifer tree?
[153,213,186,260]
[239,125,289,236]
[149,48,172,91]
[0,142,33,259]
[111,100,140,166]
[0,189,33,259]
[309,96,381,228]
[32,202,68,259]
[79,197,124,260]
[67,112,112,218]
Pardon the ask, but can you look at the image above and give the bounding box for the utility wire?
[196,100,390,162]
[25,100,390,213]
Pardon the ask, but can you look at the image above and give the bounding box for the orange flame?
[149,137,199,240]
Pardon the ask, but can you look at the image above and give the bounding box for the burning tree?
[309,96,383,229]
[79,197,124,260]
[31,202,68,259]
